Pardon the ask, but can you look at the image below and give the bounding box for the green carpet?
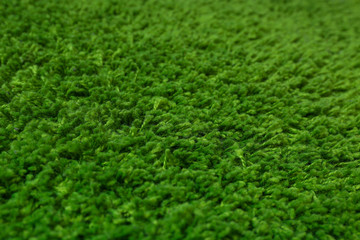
[1,0,360,239]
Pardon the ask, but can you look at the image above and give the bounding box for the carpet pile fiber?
[1,0,360,239]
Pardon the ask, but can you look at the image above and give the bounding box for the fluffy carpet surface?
[1,0,360,239]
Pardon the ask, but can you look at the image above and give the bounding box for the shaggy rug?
[1,0,360,239]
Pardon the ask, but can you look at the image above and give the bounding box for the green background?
[1,0,360,239]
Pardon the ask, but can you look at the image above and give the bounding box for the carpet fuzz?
[1,0,360,239]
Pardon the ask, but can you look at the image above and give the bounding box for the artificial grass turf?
[1,0,360,239]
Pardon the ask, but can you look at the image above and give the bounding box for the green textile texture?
[1,0,360,239]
